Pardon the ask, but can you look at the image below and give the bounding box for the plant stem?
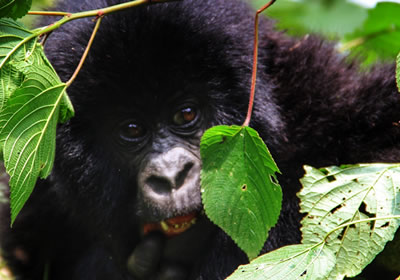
[66,16,103,87]
[243,0,276,127]
[28,11,71,16]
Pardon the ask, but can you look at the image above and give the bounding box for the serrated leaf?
[226,243,335,280]
[0,65,67,224]
[396,52,400,93]
[0,21,74,222]
[299,164,400,279]
[0,0,32,19]
[200,125,282,260]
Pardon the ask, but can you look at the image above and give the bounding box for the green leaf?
[0,19,35,110]
[344,2,400,63]
[226,243,335,280]
[200,125,282,260]
[0,66,68,224]
[299,164,400,278]
[0,19,35,67]
[253,0,367,38]
[0,19,74,223]
[396,52,400,93]
[0,0,32,19]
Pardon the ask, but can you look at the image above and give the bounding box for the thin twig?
[243,0,276,127]
[66,16,103,87]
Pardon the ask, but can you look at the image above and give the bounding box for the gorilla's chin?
[162,214,216,264]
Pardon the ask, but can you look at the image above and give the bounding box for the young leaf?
[0,0,32,19]
[200,125,282,260]
[226,243,335,280]
[396,52,400,93]
[299,164,400,278]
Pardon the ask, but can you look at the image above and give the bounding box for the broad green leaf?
[0,65,68,223]
[200,125,282,259]
[344,2,400,63]
[299,164,400,279]
[396,52,400,93]
[0,20,74,222]
[0,0,32,19]
[226,243,335,280]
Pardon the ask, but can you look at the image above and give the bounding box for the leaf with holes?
[299,164,400,279]
[0,0,32,19]
[226,243,335,280]
[200,125,282,260]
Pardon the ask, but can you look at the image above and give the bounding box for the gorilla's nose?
[138,147,201,197]
[145,162,194,194]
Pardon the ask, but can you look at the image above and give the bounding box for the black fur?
[1,0,400,279]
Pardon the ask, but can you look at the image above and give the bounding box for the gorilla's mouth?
[142,212,198,237]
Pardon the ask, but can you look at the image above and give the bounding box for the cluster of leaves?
[253,0,400,65]
[226,165,400,279]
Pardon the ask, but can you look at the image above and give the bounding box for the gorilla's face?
[108,92,206,226]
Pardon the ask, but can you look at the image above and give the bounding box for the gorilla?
[1,0,400,279]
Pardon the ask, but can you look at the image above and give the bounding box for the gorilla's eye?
[119,122,146,142]
[173,107,197,126]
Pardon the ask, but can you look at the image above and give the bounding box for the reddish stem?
[243,0,276,127]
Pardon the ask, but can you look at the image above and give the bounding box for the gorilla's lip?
[142,212,198,237]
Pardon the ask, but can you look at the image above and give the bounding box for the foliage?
[0,0,31,20]
[343,2,400,64]
[255,0,400,65]
[201,125,282,260]
[228,164,400,279]
[0,19,73,224]
[252,0,367,38]
[227,243,336,280]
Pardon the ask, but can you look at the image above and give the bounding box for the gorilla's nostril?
[175,162,194,189]
[145,162,195,195]
[145,176,173,195]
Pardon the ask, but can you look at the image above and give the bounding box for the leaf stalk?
[243,0,276,127]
